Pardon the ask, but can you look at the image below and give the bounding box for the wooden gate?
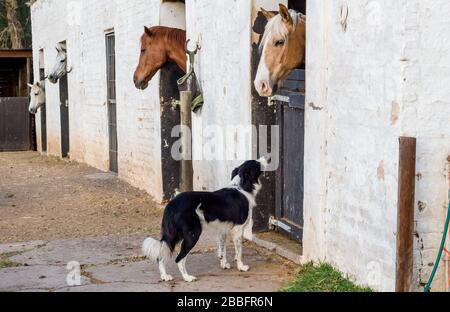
[106,33,118,173]
[273,69,305,242]
[0,97,32,151]
[59,74,70,158]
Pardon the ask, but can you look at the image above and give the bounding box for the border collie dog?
[142,158,269,282]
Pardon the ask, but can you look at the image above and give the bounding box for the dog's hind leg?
[176,229,201,282]
[232,226,249,272]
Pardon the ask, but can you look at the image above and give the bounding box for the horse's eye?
[141,49,146,54]
[35,93,39,96]
[60,59,65,63]
[275,39,285,47]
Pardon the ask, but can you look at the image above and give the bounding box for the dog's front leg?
[232,227,249,272]
[218,233,231,269]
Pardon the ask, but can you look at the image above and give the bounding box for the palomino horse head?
[28,81,45,114]
[48,43,71,84]
[133,26,187,90]
[255,4,306,97]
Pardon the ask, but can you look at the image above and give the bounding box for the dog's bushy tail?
[142,201,180,262]
[142,238,171,263]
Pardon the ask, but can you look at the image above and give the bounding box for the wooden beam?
[179,91,193,192]
[0,50,32,59]
[396,137,417,292]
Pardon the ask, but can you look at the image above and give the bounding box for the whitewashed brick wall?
[304,0,450,291]
[31,0,164,200]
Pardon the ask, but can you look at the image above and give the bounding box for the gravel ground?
[0,152,163,243]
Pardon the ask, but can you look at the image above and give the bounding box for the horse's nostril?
[261,82,267,91]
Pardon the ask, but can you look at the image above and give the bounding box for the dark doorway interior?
[39,49,47,153]
[106,33,118,173]
[0,58,26,97]
[59,42,70,158]
[160,62,183,201]
[251,0,306,244]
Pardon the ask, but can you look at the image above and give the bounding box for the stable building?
[30,0,449,292]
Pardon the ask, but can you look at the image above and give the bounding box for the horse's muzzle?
[134,78,148,90]
[48,75,58,84]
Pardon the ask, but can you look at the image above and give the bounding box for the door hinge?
[269,216,292,233]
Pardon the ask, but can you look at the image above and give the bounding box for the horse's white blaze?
[254,49,272,96]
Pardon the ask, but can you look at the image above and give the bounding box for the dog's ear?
[231,167,240,180]
[239,170,255,193]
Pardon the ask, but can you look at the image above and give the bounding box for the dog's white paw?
[183,275,197,283]
[161,274,174,282]
[221,261,231,270]
[238,264,250,272]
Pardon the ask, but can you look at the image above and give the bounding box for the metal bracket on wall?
[269,216,292,233]
[171,99,180,110]
[269,95,290,106]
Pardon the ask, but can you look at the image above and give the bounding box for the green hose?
[424,195,450,292]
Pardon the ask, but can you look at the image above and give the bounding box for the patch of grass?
[0,251,23,269]
[281,262,372,292]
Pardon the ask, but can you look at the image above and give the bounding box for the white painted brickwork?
[31,0,164,200]
[304,0,449,291]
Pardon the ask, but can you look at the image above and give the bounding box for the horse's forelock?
[142,26,185,47]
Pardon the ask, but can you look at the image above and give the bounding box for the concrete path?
[0,232,295,292]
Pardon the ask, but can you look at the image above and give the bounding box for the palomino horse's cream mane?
[259,9,306,53]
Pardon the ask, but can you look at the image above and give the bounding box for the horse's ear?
[27,83,33,88]
[144,26,153,37]
[261,8,276,20]
[36,81,41,88]
[279,3,293,25]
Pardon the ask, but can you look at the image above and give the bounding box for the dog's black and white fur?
[142,158,268,282]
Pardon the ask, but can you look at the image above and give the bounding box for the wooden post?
[396,137,417,292]
[180,91,193,192]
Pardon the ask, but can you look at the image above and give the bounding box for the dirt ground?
[0,152,163,243]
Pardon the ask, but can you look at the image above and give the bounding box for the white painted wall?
[186,0,254,191]
[31,0,164,200]
[303,0,450,291]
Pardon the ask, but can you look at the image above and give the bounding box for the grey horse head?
[48,43,72,84]
[28,81,45,114]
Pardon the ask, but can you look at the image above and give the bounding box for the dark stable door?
[274,69,305,242]
[40,67,47,152]
[106,33,118,173]
[59,74,70,158]
[160,62,183,201]
[0,97,30,151]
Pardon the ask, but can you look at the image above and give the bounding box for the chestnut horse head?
[254,4,306,97]
[133,26,187,90]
